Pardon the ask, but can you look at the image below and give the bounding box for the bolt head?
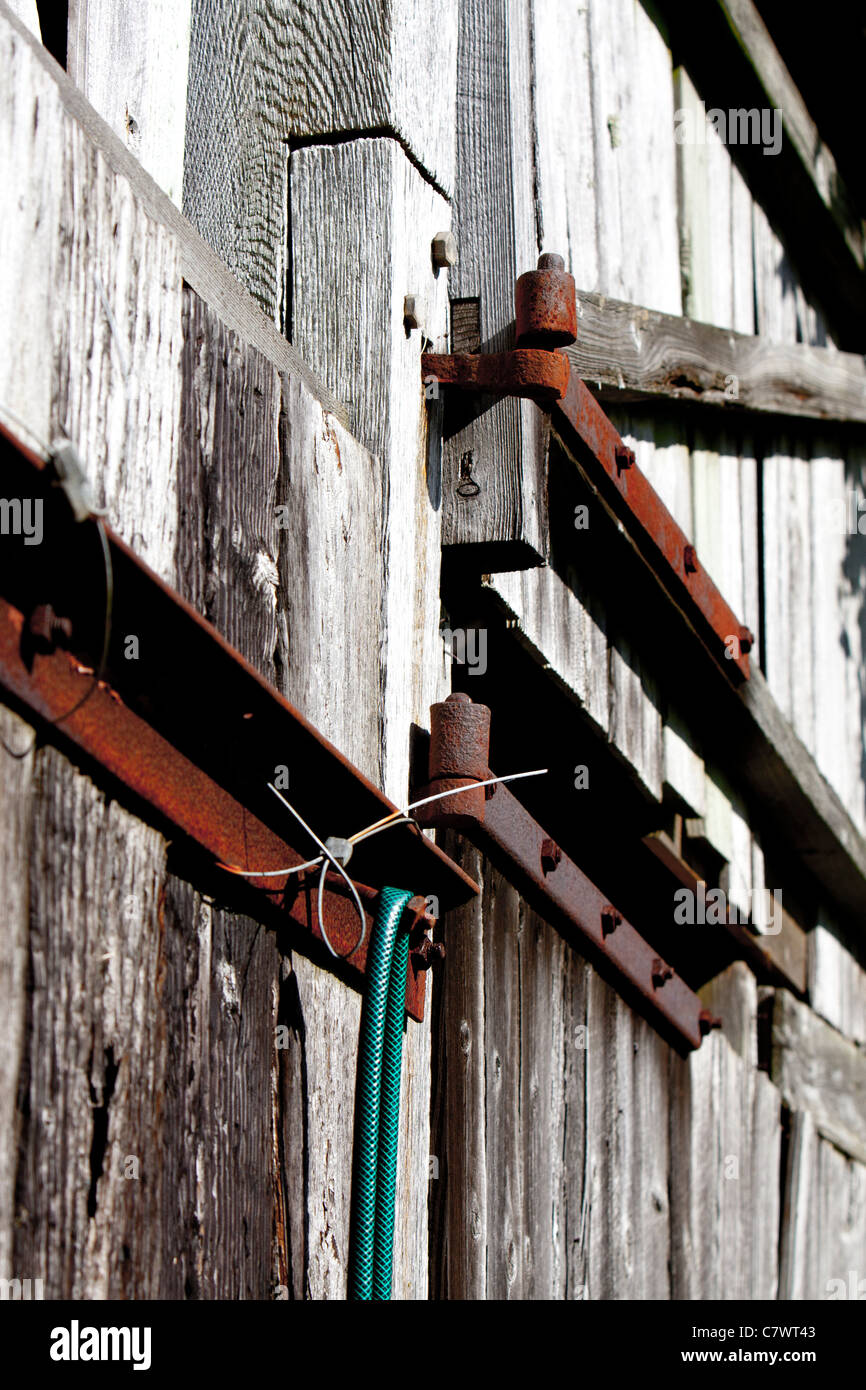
[404,294,424,331]
[431,231,458,269]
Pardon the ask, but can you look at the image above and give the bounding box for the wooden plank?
[290,133,455,1297]
[67,0,192,205]
[6,0,37,37]
[569,291,866,421]
[772,990,866,1165]
[519,901,570,1298]
[586,976,671,1299]
[699,960,757,1064]
[483,868,525,1298]
[0,2,345,423]
[809,918,866,1049]
[652,0,866,348]
[810,445,866,837]
[584,0,681,314]
[780,1109,866,1300]
[485,564,610,743]
[717,0,862,266]
[183,0,457,321]
[0,707,35,1281]
[440,0,548,567]
[670,1022,781,1298]
[429,839,488,1299]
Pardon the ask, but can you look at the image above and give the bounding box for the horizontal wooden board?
[571,291,866,422]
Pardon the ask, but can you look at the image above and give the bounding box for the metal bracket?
[422,252,752,681]
[0,423,476,1020]
[413,693,719,1052]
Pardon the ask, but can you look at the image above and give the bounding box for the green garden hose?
[348,886,414,1301]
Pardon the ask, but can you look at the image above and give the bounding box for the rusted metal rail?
[413,694,718,1051]
[422,252,752,680]
[0,422,478,1020]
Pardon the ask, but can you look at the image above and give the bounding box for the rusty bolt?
[29,603,73,652]
[651,957,674,987]
[683,544,699,575]
[738,626,754,654]
[699,1009,723,1036]
[431,230,458,269]
[614,443,635,473]
[540,837,562,874]
[601,905,621,937]
[413,938,446,970]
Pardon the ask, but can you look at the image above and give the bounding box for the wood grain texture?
[674,67,756,334]
[67,0,192,205]
[440,0,548,566]
[780,1109,866,1301]
[184,0,457,312]
[569,292,866,421]
[670,1005,781,1299]
[0,2,345,421]
[290,133,456,1297]
[183,0,457,320]
[809,918,866,1048]
[585,978,671,1299]
[0,707,35,1282]
[771,990,866,1166]
[430,838,489,1300]
[582,0,681,314]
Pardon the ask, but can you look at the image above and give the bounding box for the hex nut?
[431,230,458,269]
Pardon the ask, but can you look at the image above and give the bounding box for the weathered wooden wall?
[0,0,453,1299]
[3,0,866,1304]
[431,0,866,1300]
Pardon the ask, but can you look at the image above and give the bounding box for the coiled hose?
[348,886,415,1301]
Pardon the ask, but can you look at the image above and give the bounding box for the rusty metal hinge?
[413,692,720,1052]
[422,252,752,681]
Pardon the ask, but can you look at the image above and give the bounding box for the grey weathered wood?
[780,1109,866,1300]
[0,2,346,424]
[184,0,457,313]
[0,707,35,1282]
[288,135,452,801]
[700,961,758,1065]
[290,132,456,1297]
[586,978,671,1299]
[570,292,866,421]
[67,0,192,205]
[772,991,866,1165]
[6,0,36,36]
[809,917,866,1048]
[810,445,866,838]
[440,0,548,568]
[429,839,488,1300]
[670,1024,780,1298]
